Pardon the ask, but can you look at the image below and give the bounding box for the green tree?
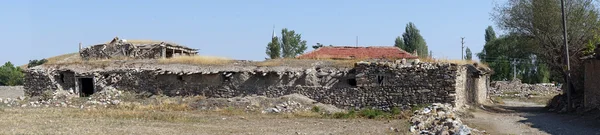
[480,33,551,83]
[280,28,308,58]
[312,43,324,49]
[266,36,281,59]
[465,47,472,60]
[494,0,600,90]
[478,26,498,60]
[394,36,405,50]
[0,62,24,86]
[584,34,600,56]
[402,22,428,58]
[27,59,48,68]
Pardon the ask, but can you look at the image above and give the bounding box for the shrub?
[311,106,321,113]
[359,109,385,119]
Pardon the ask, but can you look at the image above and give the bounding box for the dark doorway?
[79,78,94,97]
[348,78,357,87]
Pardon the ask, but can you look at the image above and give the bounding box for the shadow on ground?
[484,102,600,135]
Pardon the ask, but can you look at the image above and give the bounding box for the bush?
[359,109,386,119]
[27,59,48,68]
[311,106,321,113]
[332,110,357,119]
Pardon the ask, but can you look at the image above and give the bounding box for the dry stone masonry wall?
[24,62,489,110]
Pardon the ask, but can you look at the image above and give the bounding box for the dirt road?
[464,99,600,135]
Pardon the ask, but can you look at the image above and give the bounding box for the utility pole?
[560,0,572,111]
[356,36,358,47]
[461,37,465,60]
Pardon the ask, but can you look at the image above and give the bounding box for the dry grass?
[158,55,233,65]
[421,57,490,68]
[256,58,362,68]
[0,107,408,134]
[45,53,81,65]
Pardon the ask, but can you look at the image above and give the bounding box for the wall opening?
[166,48,174,58]
[377,75,384,85]
[59,74,65,83]
[79,78,95,97]
[177,75,183,81]
[348,78,357,87]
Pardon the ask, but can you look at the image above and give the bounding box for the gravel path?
[0,86,24,98]
[464,99,600,135]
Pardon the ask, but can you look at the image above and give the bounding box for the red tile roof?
[296,46,418,60]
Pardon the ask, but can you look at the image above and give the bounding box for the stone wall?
[23,62,489,110]
[584,60,600,110]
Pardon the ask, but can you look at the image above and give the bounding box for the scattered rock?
[489,79,561,97]
[409,103,476,135]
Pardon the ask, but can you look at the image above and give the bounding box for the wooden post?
[79,42,82,52]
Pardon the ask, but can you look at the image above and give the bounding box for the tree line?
[0,59,47,86]
[480,0,599,93]
[266,22,432,59]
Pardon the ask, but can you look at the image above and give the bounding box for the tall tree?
[485,26,497,43]
[465,47,472,60]
[394,36,406,50]
[493,0,600,91]
[402,22,429,58]
[265,36,281,59]
[478,26,498,60]
[280,28,308,58]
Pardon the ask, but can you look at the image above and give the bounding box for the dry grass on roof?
[421,57,489,68]
[105,39,179,45]
[45,53,81,65]
[255,58,362,68]
[158,55,233,65]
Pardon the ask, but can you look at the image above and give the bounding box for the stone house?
[24,60,491,110]
[296,46,418,60]
[79,37,198,59]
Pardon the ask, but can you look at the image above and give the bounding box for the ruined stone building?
[582,45,600,110]
[24,60,491,110]
[296,46,418,60]
[79,37,198,59]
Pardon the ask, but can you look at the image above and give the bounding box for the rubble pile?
[194,93,344,114]
[409,103,474,135]
[262,100,306,113]
[0,87,124,109]
[86,87,123,106]
[489,79,561,97]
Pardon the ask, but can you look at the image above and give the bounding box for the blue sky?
[0,0,502,65]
